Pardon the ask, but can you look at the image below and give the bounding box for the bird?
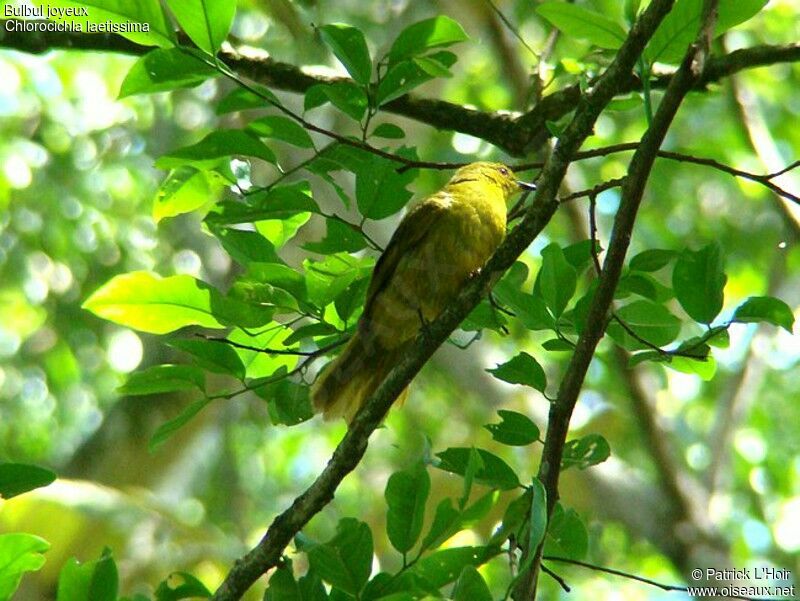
[311,161,535,422]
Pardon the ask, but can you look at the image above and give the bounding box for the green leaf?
[541,338,573,352]
[672,243,726,324]
[733,296,795,332]
[307,519,373,596]
[154,572,211,600]
[36,0,174,48]
[216,85,280,113]
[538,243,577,318]
[494,272,555,331]
[629,248,677,272]
[563,239,600,273]
[153,167,224,223]
[165,0,235,55]
[412,55,453,78]
[212,227,283,267]
[319,24,372,85]
[536,3,627,49]
[419,498,459,553]
[264,563,301,601]
[435,448,520,490]
[489,490,531,546]
[304,254,374,308]
[544,504,588,560]
[168,339,246,380]
[561,434,611,470]
[207,181,318,225]
[375,52,457,105]
[411,547,496,588]
[668,354,717,380]
[247,116,315,149]
[0,534,50,601]
[155,130,277,170]
[617,272,673,303]
[119,365,205,396]
[304,220,369,254]
[484,410,540,446]
[352,149,418,219]
[487,352,547,393]
[385,462,430,554]
[334,276,370,322]
[0,464,56,499]
[305,82,368,121]
[257,213,312,249]
[149,399,211,452]
[459,448,483,510]
[452,566,491,601]
[607,300,681,349]
[119,48,217,98]
[228,325,298,379]
[388,16,468,64]
[646,0,768,64]
[528,478,548,556]
[371,123,405,139]
[57,548,118,601]
[261,380,315,426]
[83,272,225,334]
[461,300,508,332]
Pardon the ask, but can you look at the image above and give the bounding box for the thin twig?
[543,556,781,601]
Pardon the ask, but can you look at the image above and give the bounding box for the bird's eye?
[499,167,508,175]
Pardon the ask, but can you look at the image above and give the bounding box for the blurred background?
[0,0,798,599]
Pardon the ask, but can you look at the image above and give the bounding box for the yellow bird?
[312,162,535,422]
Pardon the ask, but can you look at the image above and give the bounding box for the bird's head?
[449,162,537,198]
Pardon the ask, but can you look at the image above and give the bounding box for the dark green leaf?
[118,365,205,396]
[538,243,577,317]
[412,55,453,78]
[733,296,795,332]
[206,181,318,225]
[264,563,301,601]
[489,490,531,545]
[304,220,369,254]
[216,85,279,113]
[248,116,315,148]
[371,123,405,139]
[0,534,50,600]
[544,504,588,560]
[168,339,246,380]
[155,130,277,170]
[419,498,459,553]
[388,16,468,64]
[304,254,374,308]
[165,0,235,55]
[541,338,574,352]
[561,434,611,470]
[261,380,315,426]
[119,48,217,98]
[411,547,496,588]
[629,248,677,272]
[385,462,430,553]
[0,463,56,499]
[616,273,673,303]
[319,24,372,85]
[283,323,340,346]
[487,352,546,393]
[57,548,118,601]
[435,448,520,490]
[646,0,768,64]
[375,52,457,105]
[460,448,483,510]
[213,227,282,266]
[352,148,418,220]
[149,399,211,452]
[334,276,370,322]
[672,243,726,324]
[307,518,373,595]
[461,300,508,332]
[537,3,627,49]
[305,82,368,121]
[155,572,211,600]
[484,410,540,446]
[494,276,555,331]
[607,300,681,349]
[452,566,491,601]
[563,239,600,272]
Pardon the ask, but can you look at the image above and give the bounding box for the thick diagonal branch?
[519,1,721,598]
[209,1,678,599]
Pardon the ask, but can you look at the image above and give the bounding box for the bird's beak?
[517,180,537,191]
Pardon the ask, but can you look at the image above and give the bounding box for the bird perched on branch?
[312,162,536,422]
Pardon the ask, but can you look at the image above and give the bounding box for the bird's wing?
[363,197,447,321]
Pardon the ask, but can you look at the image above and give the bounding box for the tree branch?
[1,21,797,156]
[519,1,721,597]
[209,1,682,597]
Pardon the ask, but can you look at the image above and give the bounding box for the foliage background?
[0,0,798,599]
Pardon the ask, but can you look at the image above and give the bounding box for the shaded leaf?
[537,3,627,49]
[119,364,205,395]
[672,243,726,324]
[388,16,468,64]
[484,410,540,446]
[0,464,56,500]
[435,448,520,490]
[487,352,546,393]
[155,130,277,170]
[385,462,430,554]
[733,296,795,332]
[561,434,611,470]
[319,23,372,85]
[119,48,217,98]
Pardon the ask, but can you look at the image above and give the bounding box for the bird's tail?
[312,332,407,422]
